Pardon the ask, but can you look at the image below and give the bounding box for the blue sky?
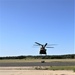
[0,0,74,56]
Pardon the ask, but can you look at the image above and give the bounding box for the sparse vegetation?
[34,66,75,72]
[0,54,75,60]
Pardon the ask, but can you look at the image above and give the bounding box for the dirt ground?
[0,67,75,75]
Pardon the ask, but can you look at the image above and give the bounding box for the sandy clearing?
[0,67,75,75]
[0,70,75,75]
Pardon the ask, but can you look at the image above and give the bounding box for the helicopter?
[35,42,55,55]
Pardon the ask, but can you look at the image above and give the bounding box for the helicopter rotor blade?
[33,45,39,46]
[44,43,47,47]
[46,47,54,48]
[47,44,57,46]
[35,42,42,46]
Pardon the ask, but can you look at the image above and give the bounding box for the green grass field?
[0,59,75,63]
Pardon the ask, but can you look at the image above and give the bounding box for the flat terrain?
[0,59,75,75]
[0,59,75,63]
[0,69,75,75]
[0,59,75,67]
[0,62,75,67]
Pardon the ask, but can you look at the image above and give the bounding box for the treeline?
[0,54,75,59]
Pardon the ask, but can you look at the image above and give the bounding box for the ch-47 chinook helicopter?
[35,42,55,55]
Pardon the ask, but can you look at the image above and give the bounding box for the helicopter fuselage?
[40,46,46,54]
